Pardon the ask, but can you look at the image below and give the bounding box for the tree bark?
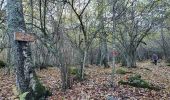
[80,50,87,80]
[7,0,35,93]
[125,49,137,68]
[97,0,109,68]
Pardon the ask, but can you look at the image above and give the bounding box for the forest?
[0,0,170,99]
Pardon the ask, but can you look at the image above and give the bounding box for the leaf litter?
[0,61,170,100]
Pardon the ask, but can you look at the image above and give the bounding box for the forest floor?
[0,61,170,100]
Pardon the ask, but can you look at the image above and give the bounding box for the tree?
[26,1,74,91]
[7,0,32,93]
[7,0,48,98]
[112,0,161,68]
[66,0,93,80]
[96,0,110,68]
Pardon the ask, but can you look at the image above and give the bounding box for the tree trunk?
[80,50,87,80]
[160,23,168,59]
[96,48,101,65]
[7,0,37,94]
[125,50,137,68]
[60,62,68,91]
[101,32,109,68]
[110,0,116,87]
[5,33,12,75]
[97,0,109,68]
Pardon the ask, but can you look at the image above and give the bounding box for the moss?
[45,89,52,96]
[116,68,127,75]
[19,92,29,100]
[118,74,160,91]
[167,64,170,67]
[128,74,141,81]
[32,76,52,99]
[0,60,6,68]
[68,67,79,75]
[127,74,149,88]
[118,80,127,84]
[34,82,46,98]
[130,78,149,88]
[166,58,170,63]
[68,67,87,81]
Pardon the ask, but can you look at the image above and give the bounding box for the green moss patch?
[19,92,31,100]
[166,64,170,67]
[32,76,52,100]
[68,67,87,81]
[118,74,161,91]
[69,67,79,75]
[0,60,6,68]
[116,68,132,75]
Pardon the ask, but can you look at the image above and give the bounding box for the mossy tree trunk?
[7,0,40,95]
[125,48,137,68]
[80,50,87,80]
[7,0,28,93]
[97,0,109,68]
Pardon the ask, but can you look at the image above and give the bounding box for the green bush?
[0,60,6,68]
[116,68,127,75]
